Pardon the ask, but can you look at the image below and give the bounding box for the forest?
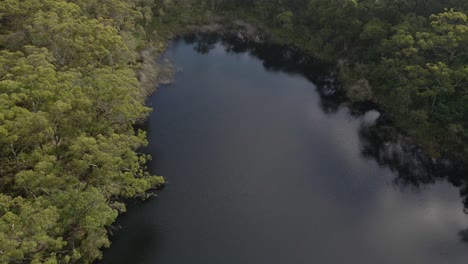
[0,0,467,263]
[155,0,468,162]
[0,0,164,263]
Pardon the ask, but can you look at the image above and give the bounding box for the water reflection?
[182,32,467,200]
[181,31,468,241]
[182,33,344,113]
[360,122,468,210]
[103,33,468,264]
[461,228,468,243]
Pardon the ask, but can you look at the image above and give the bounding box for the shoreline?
[140,18,467,174]
[102,27,468,262]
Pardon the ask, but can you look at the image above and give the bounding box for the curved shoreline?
[140,19,467,174]
[103,34,468,264]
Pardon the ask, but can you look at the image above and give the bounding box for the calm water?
[102,34,468,264]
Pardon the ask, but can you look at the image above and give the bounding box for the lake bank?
[102,34,468,264]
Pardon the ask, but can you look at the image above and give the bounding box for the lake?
[102,34,468,264]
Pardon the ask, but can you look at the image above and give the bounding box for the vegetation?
[1,0,467,263]
[154,0,467,162]
[0,0,164,263]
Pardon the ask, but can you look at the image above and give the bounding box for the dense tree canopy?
[0,0,163,263]
[1,0,467,262]
[155,0,467,161]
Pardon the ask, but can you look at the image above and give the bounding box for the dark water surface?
[102,35,468,264]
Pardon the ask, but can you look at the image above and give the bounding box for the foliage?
[2,0,468,262]
[168,0,468,161]
[0,0,163,263]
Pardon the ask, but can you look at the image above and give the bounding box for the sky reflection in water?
[102,34,468,264]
